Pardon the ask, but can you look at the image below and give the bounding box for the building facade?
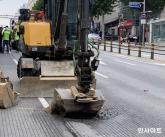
[95,2,165,44]
[149,18,165,46]
[94,2,140,40]
[160,7,165,19]
[94,3,120,40]
[147,7,165,45]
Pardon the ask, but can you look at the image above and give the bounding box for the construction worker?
[12,27,20,51]
[0,26,3,52]
[2,26,11,53]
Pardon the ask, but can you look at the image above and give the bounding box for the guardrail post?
[119,43,121,54]
[151,44,154,60]
[104,40,106,51]
[110,40,113,52]
[128,43,130,55]
[138,45,141,57]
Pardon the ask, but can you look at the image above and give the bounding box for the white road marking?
[13,59,18,65]
[100,61,107,65]
[116,60,136,66]
[38,98,50,108]
[154,63,165,66]
[95,72,109,79]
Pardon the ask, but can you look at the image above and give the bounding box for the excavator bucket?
[0,72,18,109]
[49,88,104,117]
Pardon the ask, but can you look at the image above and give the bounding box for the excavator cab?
[18,9,52,58]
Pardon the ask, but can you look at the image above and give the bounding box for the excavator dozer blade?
[50,88,104,117]
[17,60,77,98]
[17,77,77,98]
[0,72,18,109]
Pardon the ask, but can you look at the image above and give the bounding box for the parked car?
[128,35,139,42]
[88,33,101,44]
[104,34,112,40]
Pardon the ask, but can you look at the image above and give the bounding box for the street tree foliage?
[32,0,117,40]
[92,0,117,16]
[32,0,117,15]
[32,0,44,10]
[120,0,165,12]
[92,0,117,40]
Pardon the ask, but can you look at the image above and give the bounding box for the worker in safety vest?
[2,26,11,53]
[0,26,3,52]
[12,27,20,51]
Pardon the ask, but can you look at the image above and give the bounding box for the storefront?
[105,19,119,40]
[150,18,165,46]
[118,19,135,43]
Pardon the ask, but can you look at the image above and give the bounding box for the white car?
[88,33,101,44]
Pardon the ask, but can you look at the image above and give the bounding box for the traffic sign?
[129,2,143,9]
[140,13,146,19]
[141,19,146,24]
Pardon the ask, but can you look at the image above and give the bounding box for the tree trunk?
[91,17,95,32]
[101,15,105,41]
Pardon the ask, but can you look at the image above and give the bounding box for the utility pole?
[142,0,146,46]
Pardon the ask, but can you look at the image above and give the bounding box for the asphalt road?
[0,50,165,137]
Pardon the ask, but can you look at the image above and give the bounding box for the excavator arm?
[44,0,68,50]
[49,0,104,116]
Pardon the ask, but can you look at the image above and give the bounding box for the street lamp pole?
[142,0,146,46]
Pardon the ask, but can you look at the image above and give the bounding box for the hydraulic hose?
[88,42,100,59]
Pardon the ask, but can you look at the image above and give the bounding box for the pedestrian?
[2,26,11,53]
[0,26,3,52]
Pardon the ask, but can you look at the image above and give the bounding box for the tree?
[32,0,44,10]
[120,0,165,13]
[92,0,117,40]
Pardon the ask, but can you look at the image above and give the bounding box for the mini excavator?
[17,0,104,116]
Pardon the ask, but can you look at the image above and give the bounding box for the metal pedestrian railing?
[96,40,165,60]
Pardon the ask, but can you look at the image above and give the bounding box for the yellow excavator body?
[23,21,52,46]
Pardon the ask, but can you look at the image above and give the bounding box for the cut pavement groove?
[65,121,102,137]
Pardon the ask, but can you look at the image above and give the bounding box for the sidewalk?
[106,41,165,47]
[97,41,165,63]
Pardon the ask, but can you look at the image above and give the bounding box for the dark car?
[128,35,139,42]
[104,34,112,40]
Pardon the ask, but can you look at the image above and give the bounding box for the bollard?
[138,45,141,57]
[97,40,100,49]
[151,44,154,60]
[128,43,131,55]
[119,43,121,54]
[104,40,106,51]
[110,40,113,52]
